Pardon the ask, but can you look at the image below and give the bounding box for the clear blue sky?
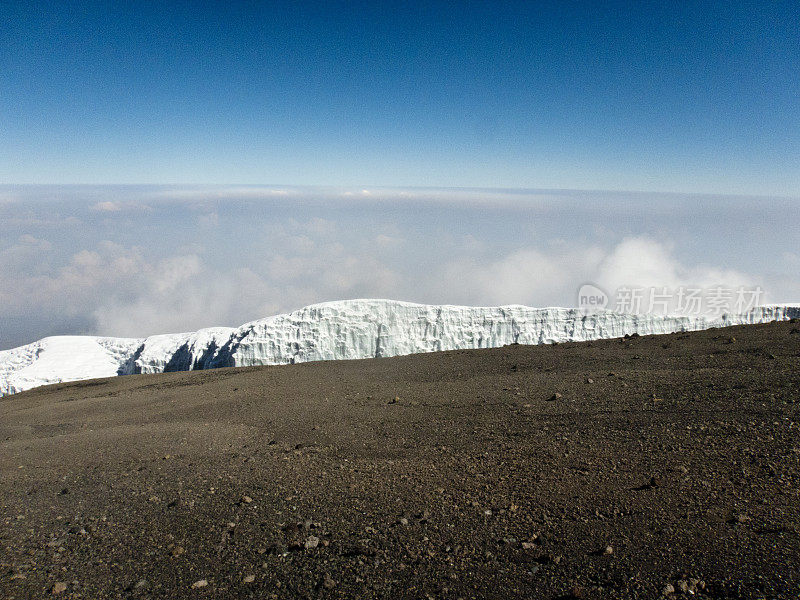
[2,1,798,194]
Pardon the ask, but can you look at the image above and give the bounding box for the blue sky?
[2,1,799,194]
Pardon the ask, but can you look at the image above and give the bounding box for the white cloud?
[1,190,798,350]
[595,236,751,293]
[432,236,756,311]
[148,186,298,200]
[92,201,122,212]
[373,234,403,249]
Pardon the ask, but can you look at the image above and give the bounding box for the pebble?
[305,535,320,549]
[243,575,255,583]
[662,583,675,595]
[548,393,562,401]
[191,579,208,589]
[585,378,594,384]
[603,545,613,555]
[52,582,67,594]
[322,573,337,589]
[241,495,253,504]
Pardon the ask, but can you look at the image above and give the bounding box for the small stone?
[135,580,149,589]
[191,579,208,589]
[241,495,253,504]
[52,582,67,594]
[501,537,517,545]
[170,545,185,557]
[603,545,613,555]
[398,517,409,526]
[548,393,562,401]
[322,573,336,589]
[676,580,689,593]
[243,575,255,583]
[662,583,675,595]
[585,378,594,384]
[305,535,320,549]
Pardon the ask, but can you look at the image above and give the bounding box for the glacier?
[1,299,799,397]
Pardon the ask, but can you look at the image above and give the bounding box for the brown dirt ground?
[1,320,799,599]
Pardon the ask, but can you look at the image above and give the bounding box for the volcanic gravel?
[1,321,799,599]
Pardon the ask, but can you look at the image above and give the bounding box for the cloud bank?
[0,186,797,349]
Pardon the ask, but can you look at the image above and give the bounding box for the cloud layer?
[0,186,797,349]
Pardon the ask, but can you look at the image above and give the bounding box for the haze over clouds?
[1,186,797,350]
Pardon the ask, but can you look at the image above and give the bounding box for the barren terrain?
[2,321,799,599]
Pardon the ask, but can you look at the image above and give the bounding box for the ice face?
[2,299,798,396]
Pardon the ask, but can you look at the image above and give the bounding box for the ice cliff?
[2,299,798,396]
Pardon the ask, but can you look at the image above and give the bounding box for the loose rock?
[322,573,337,589]
[52,582,67,594]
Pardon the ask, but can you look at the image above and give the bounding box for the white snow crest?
[1,299,798,396]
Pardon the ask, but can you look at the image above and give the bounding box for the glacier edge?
[1,299,799,396]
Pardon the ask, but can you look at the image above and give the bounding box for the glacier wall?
[1,299,798,396]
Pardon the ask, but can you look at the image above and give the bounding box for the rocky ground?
[1,320,799,599]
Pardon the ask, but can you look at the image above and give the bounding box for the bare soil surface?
[2,321,799,599]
